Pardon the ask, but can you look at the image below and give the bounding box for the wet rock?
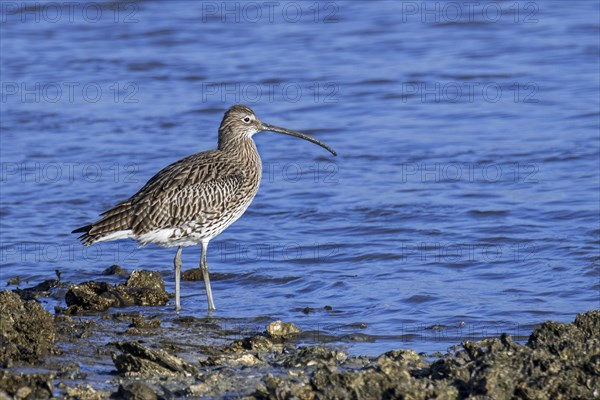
[527,321,585,355]
[281,346,347,368]
[14,279,61,300]
[182,370,241,398]
[24,279,61,293]
[0,290,56,363]
[126,270,170,306]
[573,309,600,336]
[428,311,600,399]
[257,375,315,400]
[64,384,107,400]
[376,349,424,368]
[308,363,458,400]
[129,316,161,329]
[266,320,301,340]
[126,270,163,290]
[125,315,161,335]
[2,284,597,400]
[255,311,600,399]
[230,334,274,353]
[182,268,203,281]
[65,270,169,313]
[461,335,532,399]
[55,363,86,380]
[0,370,53,400]
[65,282,116,312]
[202,353,263,367]
[114,382,158,400]
[102,264,127,276]
[6,276,20,286]
[112,341,200,377]
[340,333,375,342]
[54,315,97,339]
[111,311,141,322]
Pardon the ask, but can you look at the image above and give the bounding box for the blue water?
[1,1,598,355]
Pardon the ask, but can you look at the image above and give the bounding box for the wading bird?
[73,105,336,311]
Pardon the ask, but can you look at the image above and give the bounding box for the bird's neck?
[219,136,262,177]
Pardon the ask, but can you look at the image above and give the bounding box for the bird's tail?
[73,200,133,246]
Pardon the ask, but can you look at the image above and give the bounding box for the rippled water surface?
[1,1,599,355]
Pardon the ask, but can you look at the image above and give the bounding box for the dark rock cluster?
[113,341,200,377]
[0,270,597,399]
[0,290,56,364]
[253,311,600,400]
[65,270,169,314]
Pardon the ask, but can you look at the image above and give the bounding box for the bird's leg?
[174,246,183,311]
[201,241,216,311]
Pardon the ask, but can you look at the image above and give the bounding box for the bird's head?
[218,104,337,156]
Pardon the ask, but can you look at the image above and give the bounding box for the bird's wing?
[129,150,247,234]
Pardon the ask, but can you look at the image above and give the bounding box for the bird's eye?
[243,117,251,123]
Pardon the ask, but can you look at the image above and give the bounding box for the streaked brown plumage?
[73,104,336,311]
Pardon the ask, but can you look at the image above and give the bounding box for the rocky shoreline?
[1,269,598,399]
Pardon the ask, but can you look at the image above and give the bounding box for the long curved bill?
[260,122,337,156]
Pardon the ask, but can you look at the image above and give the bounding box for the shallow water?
[1,1,599,355]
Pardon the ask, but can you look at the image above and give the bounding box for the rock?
[56,363,86,380]
[230,334,274,352]
[182,268,203,281]
[64,384,106,400]
[112,341,200,377]
[125,315,161,335]
[114,382,158,400]
[254,311,600,399]
[0,370,53,399]
[14,279,61,300]
[282,346,347,368]
[65,270,169,314]
[126,270,164,291]
[376,349,423,368]
[2,281,598,400]
[266,320,301,340]
[129,316,161,329]
[0,290,56,363]
[102,265,127,276]
[258,375,315,400]
[65,282,117,312]
[184,370,256,398]
[308,363,458,400]
[6,277,20,286]
[427,311,600,399]
[527,321,585,355]
[573,309,600,337]
[125,270,170,306]
[202,353,263,367]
